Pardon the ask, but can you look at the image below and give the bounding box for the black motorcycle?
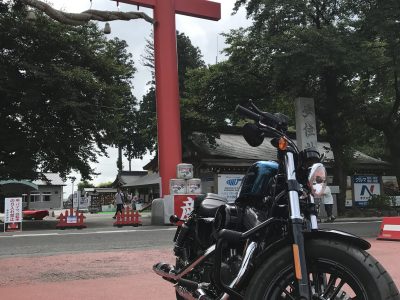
[153,102,400,300]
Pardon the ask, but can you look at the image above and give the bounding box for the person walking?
[113,188,124,219]
[322,186,335,222]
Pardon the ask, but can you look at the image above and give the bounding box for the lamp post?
[69,176,76,209]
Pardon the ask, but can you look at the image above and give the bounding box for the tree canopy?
[0,2,142,180]
[211,0,399,208]
[138,31,212,158]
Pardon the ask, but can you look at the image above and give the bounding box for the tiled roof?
[33,173,66,186]
[190,133,389,167]
[123,172,160,187]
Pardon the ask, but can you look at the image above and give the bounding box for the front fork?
[285,152,312,299]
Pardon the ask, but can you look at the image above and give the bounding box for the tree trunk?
[117,146,123,171]
[384,127,400,187]
[321,68,349,214]
[330,144,348,213]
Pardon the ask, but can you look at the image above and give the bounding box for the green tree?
[137,31,209,157]
[96,181,113,188]
[356,0,400,184]
[0,3,139,180]
[226,0,385,212]
[78,180,95,191]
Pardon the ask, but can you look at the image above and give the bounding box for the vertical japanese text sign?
[295,97,317,150]
[4,197,23,231]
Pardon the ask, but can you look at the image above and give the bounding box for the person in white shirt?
[113,188,124,219]
[322,186,335,222]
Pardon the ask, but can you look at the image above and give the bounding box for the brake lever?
[248,99,264,115]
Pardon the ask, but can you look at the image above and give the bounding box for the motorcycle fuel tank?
[237,161,279,202]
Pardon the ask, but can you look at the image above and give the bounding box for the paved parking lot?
[0,238,399,300]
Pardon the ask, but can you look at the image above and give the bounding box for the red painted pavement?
[0,249,176,300]
[0,240,399,300]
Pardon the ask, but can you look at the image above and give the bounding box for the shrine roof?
[190,132,390,169]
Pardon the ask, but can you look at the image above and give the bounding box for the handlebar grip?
[261,111,282,126]
[235,105,260,121]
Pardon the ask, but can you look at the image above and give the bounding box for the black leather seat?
[196,193,228,218]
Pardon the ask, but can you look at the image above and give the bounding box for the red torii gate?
[118,0,221,196]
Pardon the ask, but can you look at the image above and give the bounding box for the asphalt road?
[0,220,382,257]
[0,227,176,257]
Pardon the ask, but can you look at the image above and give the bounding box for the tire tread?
[244,238,400,300]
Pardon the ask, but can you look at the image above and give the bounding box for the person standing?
[322,186,335,222]
[131,195,138,211]
[113,188,124,219]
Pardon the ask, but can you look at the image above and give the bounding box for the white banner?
[4,197,23,224]
[217,174,245,202]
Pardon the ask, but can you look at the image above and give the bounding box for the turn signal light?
[278,137,288,150]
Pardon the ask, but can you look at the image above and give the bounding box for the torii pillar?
[118,0,221,196]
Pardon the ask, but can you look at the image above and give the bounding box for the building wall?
[23,186,64,210]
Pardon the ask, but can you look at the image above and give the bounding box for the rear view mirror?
[243,123,264,147]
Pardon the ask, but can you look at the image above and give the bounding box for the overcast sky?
[46,0,251,197]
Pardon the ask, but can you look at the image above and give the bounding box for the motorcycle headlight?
[308,163,327,197]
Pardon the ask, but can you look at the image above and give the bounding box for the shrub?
[367,195,393,210]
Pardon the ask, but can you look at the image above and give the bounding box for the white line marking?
[11,233,60,237]
[383,224,400,232]
[321,221,382,225]
[0,227,176,238]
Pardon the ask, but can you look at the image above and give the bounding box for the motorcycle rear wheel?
[245,238,400,300]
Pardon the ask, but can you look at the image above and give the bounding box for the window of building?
[30,194,41,202]
[42,192,51,201]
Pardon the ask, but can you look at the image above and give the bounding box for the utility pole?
[69,176,76,209]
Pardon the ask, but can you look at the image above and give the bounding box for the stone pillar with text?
[295,97,317,151]
[295,97,337,217]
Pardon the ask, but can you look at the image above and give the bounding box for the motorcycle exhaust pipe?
[175,279,213,300]
[218,241,258,300]
[176,285,212,300]
[154,242,256,299]
[153,244,216,282]
[176,285,196,300]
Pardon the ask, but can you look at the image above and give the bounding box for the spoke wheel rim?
[263,258,368,300]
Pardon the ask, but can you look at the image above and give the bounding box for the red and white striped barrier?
[56,208,86,229]
[377,217,400,241]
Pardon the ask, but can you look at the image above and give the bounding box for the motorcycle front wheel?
[245,238,400,300]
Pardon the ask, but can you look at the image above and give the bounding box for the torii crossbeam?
[118,0,221,196]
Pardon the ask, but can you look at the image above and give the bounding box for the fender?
[255,229,370,267]
[304,229,371,250]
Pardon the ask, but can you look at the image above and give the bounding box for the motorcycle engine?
[213,203,243,236]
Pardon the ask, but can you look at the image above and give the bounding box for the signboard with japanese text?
[79,193,89,210]
[395,196,400,207]
[4,197,23,231]
[353,175,381,206]
[73,191,79,209]
[295,98,317,150]
[67,216,77,224]
[217,174,245,202]
[173,194,197,222]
